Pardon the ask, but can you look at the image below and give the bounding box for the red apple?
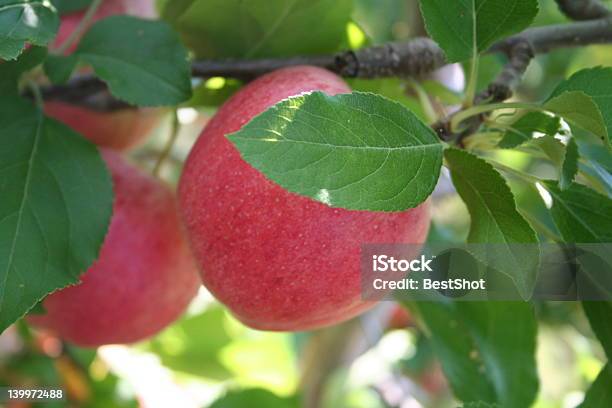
[52,0,156,54]
[44,102,161,151]
[179,66,431,331]
[29,150,200,347]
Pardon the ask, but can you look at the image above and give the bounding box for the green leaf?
[579,143,612,196]
[544,181,612,243]
[560,137,578,190]
[582,302,612,360]
[0,97,113,332]
[544,91,607,143]
[498,112,561,149]
[444,149,539,299]
[580,364,612,408]
[50,0,92,15]
[463,403,501,408]
[165,0,352,59]
[44,54,78,84]
[421,79,464,105]
[141,307,233,379]
[0,0,59,60]
[419,0,538,62]
[209,389,298,408]
[549,67,612,146]
[227,91,444,211]
[413,301,538,407]
[75,16,192,106]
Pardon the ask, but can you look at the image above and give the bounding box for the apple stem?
[54,0,103,55]
[153,110,181,177]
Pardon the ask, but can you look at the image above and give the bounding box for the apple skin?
[29,150,200,347]
[179,66,431,332]
[52,0,156,54]
[44,102,161,151]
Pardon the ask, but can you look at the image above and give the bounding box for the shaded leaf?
[545,91,607,143]
[560,137,578,190]
[549,67,612,146]
[0,0,59,59]
[413,301,538,407]
[44,54,77,84]
[444,149,539,298]
[228,91,443,211]
[544,181,612,243]
[0,97,113,332]
[498,112,561,149]
[164,0,352,59]
[419,0,538,62]
[582,302,612,360]
[76,16,192,106]
[209,388,298,408]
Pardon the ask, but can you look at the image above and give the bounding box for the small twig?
[555,0,610,21]
[152,110,180,177]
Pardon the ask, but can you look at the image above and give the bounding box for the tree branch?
[555,0,610,21]
[36,17,612,126]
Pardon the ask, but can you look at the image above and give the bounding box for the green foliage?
[50,0,92,15]
[497,112,561,149]
[0,97,113,332]
[0,0,59,60]
[560,137,579,190]
[444,149,539,299]
[44,54,78,84]
[549,67,612,147]
[544,91,607,144]
[412,301,538,407]
[162,0,353,58]
[142,307,234,379]
[228,91,443,211]
[209,388,299,408]
[75,16,192,106]
[580,364,612,408]
[419,0,538,62]
[544,181,612,243]
[582,302,612,360]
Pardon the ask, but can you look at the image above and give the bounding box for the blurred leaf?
[413,301,538,407]
[580,364,612,408]
[347,78,427,122]
[0,0,59,60]
[76,16,192,106]
[209,388,298,408]
[582,302,612,360]
[444,149,539,299]
[421,79,463,105]
[352,0,408,43]
[50,0,92,14]
[419,0,538,62]
[560,137,578,190]
[530,135,565,166]
[188,78,243,108]
[0,46,47,95]
[545,91,607,144]
[498,112,561,149]
[44,54,78,84]
[544,181,612,242]
[164,0,352,58]
[463,402,501,408]
[549,67,612,146]
[0,97,113,333]
[579,143,612,196]
[143,307,233,379]
[228,91,443,211]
